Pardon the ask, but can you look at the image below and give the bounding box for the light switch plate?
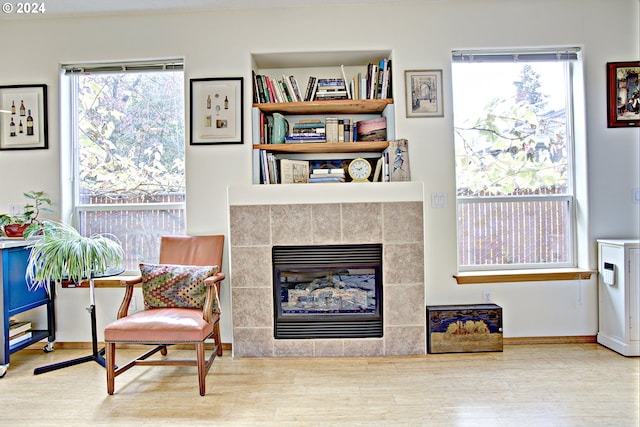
[431,192,447,208]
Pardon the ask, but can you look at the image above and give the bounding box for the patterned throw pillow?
[140,263,220,313]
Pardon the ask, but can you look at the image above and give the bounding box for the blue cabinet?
[1,242,55,377]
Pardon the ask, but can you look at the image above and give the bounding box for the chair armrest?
[116,276,142,319]
[203,272,225,322]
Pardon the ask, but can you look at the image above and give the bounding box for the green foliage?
[0,191,53,233]
[455,64,568,196]
[25,221,124,291]
[76,72,185,200]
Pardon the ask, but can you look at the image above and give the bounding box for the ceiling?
[19,0,407,17]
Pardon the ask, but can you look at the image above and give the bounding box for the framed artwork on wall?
[404,69,443,118]
[190,77,244,144]
[606,61,640,128]
[0,84,48,150]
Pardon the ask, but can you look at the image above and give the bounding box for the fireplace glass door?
[273,244,383,339]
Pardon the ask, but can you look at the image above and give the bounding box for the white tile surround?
[227,182,426,357]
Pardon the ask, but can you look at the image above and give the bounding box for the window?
[452,48,581,270]
[64,60,185,271]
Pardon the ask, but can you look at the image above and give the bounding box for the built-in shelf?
[253,99,393,115]
[252,141,389,154]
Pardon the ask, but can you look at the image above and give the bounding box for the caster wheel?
[0,365,7,378]
[43,342,54,353]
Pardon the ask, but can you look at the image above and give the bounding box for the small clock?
[348,158,372,182]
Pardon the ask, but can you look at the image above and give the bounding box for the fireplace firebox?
[273,244,383,339]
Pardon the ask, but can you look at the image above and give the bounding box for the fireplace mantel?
[227,182,426,357]
[228,181,424,206]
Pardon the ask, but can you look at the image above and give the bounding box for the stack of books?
[286,119,326,143]
[9,320,32,347]
[315,78,349,100]
[309,168,345,183]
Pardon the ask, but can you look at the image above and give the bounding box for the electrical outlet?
[8,203,25,215]
[482,290,491,303]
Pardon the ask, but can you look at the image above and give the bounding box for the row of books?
[259,114,387,144]
[258,139,410,184]
[252,59,392,104]
[9,320,33,347]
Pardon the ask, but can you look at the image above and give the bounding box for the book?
[317,78,346,88]
[341,65,352,99]
[309,176,345,183]
[355,116,387,141]
[344,119,352,142]
[312,168,344,175]
[288,75,303,102]
[373,157,384,182]
[9,331,33,347]
[255,73,267,103]
[285,136,326,143]
[9,321,32,338]
[279,78,294,102]
[303,76,317,101]
[324,117,339,142]
[280,159,309,183]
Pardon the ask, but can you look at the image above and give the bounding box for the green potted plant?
[25,221,124,291]
[0,190,53,238]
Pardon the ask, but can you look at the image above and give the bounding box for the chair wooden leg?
[214,323,223,356]
[196,342,206,396]
[106,342,116,395]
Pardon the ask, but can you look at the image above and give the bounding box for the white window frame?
[452,48,582,272]
[62,59,186,273]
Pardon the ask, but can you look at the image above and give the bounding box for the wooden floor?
[1,343,638,426]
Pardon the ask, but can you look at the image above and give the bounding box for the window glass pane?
[73,70,185,270]
[457,197,571,266]
[452,58,575,269]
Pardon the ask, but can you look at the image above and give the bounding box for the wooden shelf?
[253,99,393,115]
[253,141,389,154]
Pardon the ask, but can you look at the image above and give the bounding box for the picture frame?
[190,77,243,145]
[0,84,48,150]
[404,69,443,118]
[607,61,640,128]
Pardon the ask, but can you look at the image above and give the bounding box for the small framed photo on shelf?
[190,77,243,145]
[606,61,640,128]
[0,84,48,150]
[404,69,443,118]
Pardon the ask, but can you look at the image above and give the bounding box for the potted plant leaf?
[25,221,124,291]
[0,190,53,238]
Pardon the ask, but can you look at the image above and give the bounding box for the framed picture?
[607,61,640,128]
[0,84,48,150]
[190,77,243,144]
[404,69,443,118]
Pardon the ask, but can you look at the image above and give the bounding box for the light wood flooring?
[0,343,638,426]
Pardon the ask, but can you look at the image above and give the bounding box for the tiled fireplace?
[228,183,425,357]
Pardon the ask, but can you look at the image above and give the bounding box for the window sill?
[453,268,595,284]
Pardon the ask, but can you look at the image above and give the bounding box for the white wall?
[1,0,638,343]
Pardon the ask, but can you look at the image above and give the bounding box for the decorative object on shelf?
[387,139,411,182]
[280,159,309,184]
[0,84,48,150]
[0,190,53,238]
[271,112,288,144]
[25,221,124,291]
[190,77,243,145]
[348,158,372,182]
[404,69,443,118]
[606,61,640,128]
